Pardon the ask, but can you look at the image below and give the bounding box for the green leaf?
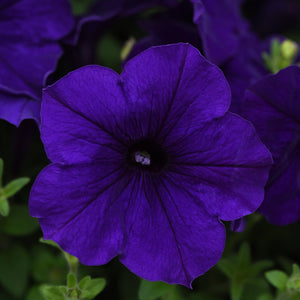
[32,247,67,284]
[162,288,184,300]
[249,260,273,278]
[0,245,30,298]
[237,243,251,269]
[0,158,3,186]
[257,294,273,300]
[78,276,91,290]
[0,204,39,236]
[0,196,9,216]
[70,289,80,298]
[242,278,271,300]
[217,259,235,278]
[67,273,77,289]
[2,177,30,198]
[265,270,288,290]
[63,251,79,274]
[26,286,44,300]
[39,285,67,300]
[40,238,62,249]
[292,264,300,275]
[231,281,244,300]
[287,264,300,291]
[80,278,106,300]
[138,280,174,300]
[277,291,294,300]
[121,37,136,61]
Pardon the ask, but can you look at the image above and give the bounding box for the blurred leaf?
[70,289,80,298]
[163,288,184,300]
[0,196,9,216]
[121,37,136,61]
[26,286,44,300]
[78,276,91,290]
[242,278,271,300]
[32,247,67,284]
[289,293,300,300]
[80,277,106,300]
[265,270,288,290]
[218,259,235,278]
[237,243,251,270]
[0,204,39,236]
[40,238,61,249]
[0,245,30,298]
[249,260,273,278]
[218,243,272,300]
[39,285,67,300]
[63,251,79,274]
[231,282,243,300]
[2,177,30,198]
[287,264,300,291]
[0,158,3,186]
[277,291,294,300]
[67,273,77,289]
[138,280,174,300]
[257,294,273,300]
[292,264,300,276]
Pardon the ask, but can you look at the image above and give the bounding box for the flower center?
[135,151,151,166]
[127,139,168,172]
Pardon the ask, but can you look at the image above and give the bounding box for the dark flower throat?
[127,139,168,172]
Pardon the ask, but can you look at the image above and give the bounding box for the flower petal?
[260,152,300,225]
[120,173,225,287]
[41,66,128,164]
[0,0,74,99]
[29,162,130,265]
[242,66,300,161]
[120,43,230,140]
[0,88,40,126]
[241,66,300,225]
[0,43,62,100]
[166,112,272,221]
[190,0,248,65]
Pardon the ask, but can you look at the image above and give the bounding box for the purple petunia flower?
[29,43,272,286]
[190,0,248,65]
[0,0,74,126]
[242,66,300,225]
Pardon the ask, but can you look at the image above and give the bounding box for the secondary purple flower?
[0,0,74,126]
[242,66,300,225]
[223,33,268,114]
[29,43,272,286]
[190,0,249,65]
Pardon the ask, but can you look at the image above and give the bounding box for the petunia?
[29,43,272,287]
[0,0,74,126]
[242,66,300,225]
[190,0,248,65]
[223,33,268,114]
